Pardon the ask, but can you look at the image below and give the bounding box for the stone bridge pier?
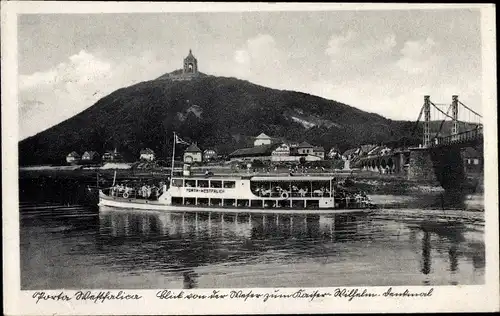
[407,147,473,190]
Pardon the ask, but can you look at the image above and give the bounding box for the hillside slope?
[19,74,419,165]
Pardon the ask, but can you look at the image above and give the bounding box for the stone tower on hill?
[169,49,200,81]
[183,49,198,74]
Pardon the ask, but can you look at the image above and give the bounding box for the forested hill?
[19,73,419,165]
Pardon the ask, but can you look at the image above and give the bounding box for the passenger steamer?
[98,133,375,213]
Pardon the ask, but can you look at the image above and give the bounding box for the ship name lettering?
[185,188,225,194]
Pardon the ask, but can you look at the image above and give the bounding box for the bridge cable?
[411,103,425,136]
[433,103,453,139]
[430,101,455,120]
[458,101,482,118]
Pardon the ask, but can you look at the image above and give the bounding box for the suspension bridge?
[416,95,483,148]
[407,95,483,189]
[353,95,483,189]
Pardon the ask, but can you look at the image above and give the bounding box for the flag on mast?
[175,134,190,145]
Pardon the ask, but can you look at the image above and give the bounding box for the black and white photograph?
[2,2,498,315]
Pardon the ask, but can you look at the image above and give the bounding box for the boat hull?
[98,194,373,214]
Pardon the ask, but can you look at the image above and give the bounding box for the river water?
[19,181,485,289]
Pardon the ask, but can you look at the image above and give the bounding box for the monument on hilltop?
[168,49,200,81]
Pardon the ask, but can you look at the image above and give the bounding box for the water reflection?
[369,191,483,211]
[96,209,373,287]
[416,219,484,286]
[19,202,485,289]
[19,175,485,289]
[94,207,485,288]
[98,208,366,243]
[421,231,432,275]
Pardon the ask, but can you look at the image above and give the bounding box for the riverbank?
[19,164,482,194]
[18,164,484,212]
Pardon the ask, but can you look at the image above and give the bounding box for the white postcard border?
[2,2,499,315]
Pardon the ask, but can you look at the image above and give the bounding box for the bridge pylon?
[452,95,459,141]
[423,95,431,148]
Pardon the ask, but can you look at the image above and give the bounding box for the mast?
[170,132,176,187]
[330,177,333,205]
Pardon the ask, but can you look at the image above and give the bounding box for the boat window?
[172,179,184,187]
[237,200,249,207]
[250,200,262,208]
[172,197,183,205]
[210,180,222,188]
[197,180,209,188]
[198,198,209,206]
[185,179,196,187]
[210,198,222,206]
[223,181,235,188]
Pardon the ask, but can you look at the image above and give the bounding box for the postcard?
[2,2,499,315]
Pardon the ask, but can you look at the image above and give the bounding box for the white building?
[253,133,272,147]
[82,151,100,162]
[295,142,314,155]
[327,148,342,159]
[312,146,325,159]
[66,151,80,164]
[139,148,155,161]
[270,143,290,161]
[183,143,203,163]
[203,149,217,161]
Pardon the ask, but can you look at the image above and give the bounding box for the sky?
[17,9,483,139]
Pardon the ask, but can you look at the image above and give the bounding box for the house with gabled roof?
[367,145,391,157]
[139,148,155,161]
[359,144,377,156]
[102,148,123,162]
[66,151,81,165]
[253,133,272,147]
[292,141,314,155]
[312,146,325,159]
[183,143,202,163]
[81,151,100,163]
[327,147,342,159]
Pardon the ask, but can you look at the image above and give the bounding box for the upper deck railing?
[431,126,483,147]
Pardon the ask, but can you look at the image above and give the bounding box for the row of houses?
[66,146,220,165]
[66,150,107,164]
[246,133,398,163]
[338,144,392,161]
[66,148,136,165]
[227,133,325,162]
[182,143,218,163]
